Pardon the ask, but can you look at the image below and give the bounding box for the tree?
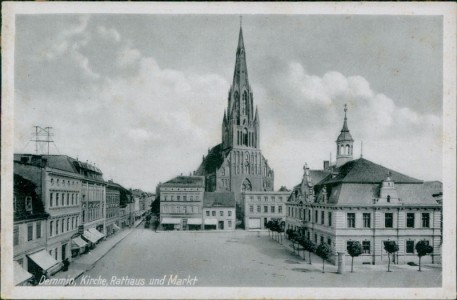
[289,231,297,253]
[415,240,433,271]
[303,239,317,265]
[316,243,333,273]
[383,241,399,272]
[266,221,273,238]
[347,241,363,273]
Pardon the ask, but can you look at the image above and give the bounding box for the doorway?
[218,221,224,230]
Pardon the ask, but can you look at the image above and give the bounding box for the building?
[105,180,125,236]
[194,25,275,211]
[242,191,290,230]
[159,176,205,230]
[14,154,83,268]
[202,192,236,230]
[287,107,442,265]
[73,160,106,245]
[13,173,55,285]
[118,185,133,228]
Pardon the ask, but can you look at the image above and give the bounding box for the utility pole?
[31,126,54,155]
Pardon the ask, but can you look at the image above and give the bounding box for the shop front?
[187,218,203,230]
[161,218,181,230]
[26,249,63,283]
[204,218,217,230]
[14,261,33,286]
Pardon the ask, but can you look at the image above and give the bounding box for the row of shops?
[161,217,232,231]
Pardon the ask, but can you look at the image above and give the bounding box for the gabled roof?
[196,144,225,175]
[162,176,205,188]
[318,158,422,185]
[293,170,332,190]
[203,192,235,208]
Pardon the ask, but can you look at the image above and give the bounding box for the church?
[194,25,275,204]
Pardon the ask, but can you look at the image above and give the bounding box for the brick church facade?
[195,26,274,205]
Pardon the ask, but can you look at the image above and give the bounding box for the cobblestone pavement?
[74,229,441,287]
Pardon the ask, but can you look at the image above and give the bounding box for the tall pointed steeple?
[222,20,258,150]
[336,104,354,167]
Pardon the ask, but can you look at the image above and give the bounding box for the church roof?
[203,192,235,208]
[318,158,422,185]
[197,144,225,175]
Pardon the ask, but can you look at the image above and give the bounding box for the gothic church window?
[242,91,248,115]
[242,178,252,192]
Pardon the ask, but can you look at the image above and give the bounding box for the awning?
[187,218,202,225]
[204,219,218,225]
[82,231,99,243]
[161,218,181,225]
[113,224,120,231]
[14,262,33,285]
[88,228,105,240]
[27,250,60,272]
[72,236,88,249]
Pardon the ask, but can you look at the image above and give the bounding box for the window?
[363,213,371,228]
[228,221,232,228]
[347,213,355,228]
[264,206,268,213]
[362,241,371,254]
[387,195,391,203]
[321,211,325,225]
[314,234,317,243]
[385,213,393,228]
[328,212,332,226]
[346,241,354,251]
[25,196,32,212]
[220,211,224,217]
[308,210,311,221]
[249,205,254,213]
[228,211,232,217]
[50,193,53,207]
[257,205,261,213]
[407,213,415,228]
[177,196,180,201]
[50,221,53,237]
[27,223,33,241]
[61,219,64,232]
[67,193,69,205]
[422,213,430,228]
[56,194,59,206]
[67,218,70,231]
[406,240,415,253]
[212,211,216,217]
[315,210,318,223]
[72,194,74,205]
[327,238,332,245]
[206,211,210,217]
[320,236,324,244]
[278,206,282,214]
[36,222,42,239]
[271,206,275,213]
[183,196,187,201]
[56,220,59,235]
[14,226,19,245]
[61,193,64,206]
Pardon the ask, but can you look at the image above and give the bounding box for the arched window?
[241,178,252,192]
[346,145,350,155]
[387,195,391,203]
[340,145,345,155]
[242,91,248,115]
[243,128,248,146]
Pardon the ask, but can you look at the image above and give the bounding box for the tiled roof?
[318,158,422,185]
[196,144,225,175]
[163,176,205,187]
[203,192,235,208]
[325,183,440,206]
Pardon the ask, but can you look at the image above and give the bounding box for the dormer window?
[387,195,391,203]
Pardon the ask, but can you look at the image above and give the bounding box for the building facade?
[202,192,236,230]
[286,107,442,265]
[194,26,275,210]
[242,191,290,230]
[105,180,123,236]
[159,176,205,230]
[14,154,83,267]
[13,173,53,285]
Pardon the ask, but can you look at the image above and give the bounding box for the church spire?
[232,21,249,88]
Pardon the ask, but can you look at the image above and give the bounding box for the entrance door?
[62,244,67,261]
[182,219,188,231]
[218,221,224,230]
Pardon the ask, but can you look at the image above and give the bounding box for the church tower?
[336,104,354,167]
[222,25,259,150]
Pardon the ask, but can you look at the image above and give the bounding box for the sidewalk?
[269,233,441,273]
[52,219,143,285]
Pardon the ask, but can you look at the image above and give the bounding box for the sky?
[14,14,443,191]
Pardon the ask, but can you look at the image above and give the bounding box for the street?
[76,227,441,287]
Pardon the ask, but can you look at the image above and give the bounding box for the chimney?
[323,160,329,170]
